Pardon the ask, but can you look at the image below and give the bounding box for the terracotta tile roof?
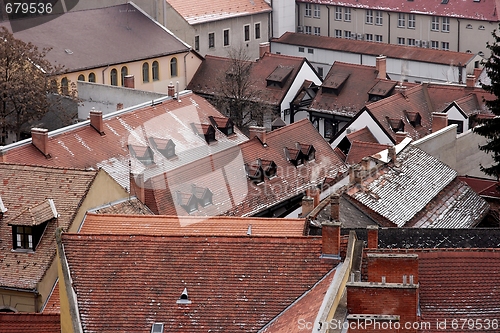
[166,0,271,25]
[9,199,58,227]
[3,4,189,72]
[60,233,336,332]
[346,140,389,165]
[42,281,60,314]
[140,119,347,216]
[0,313,60,333]
[0,163,98,290]
[0,92,248,190]
[273,32,478,66]
[426,84,493,114]
[346,127,378,144]
[260,268,337,333]
[459,176,500,198]
[187,53,313,108]
[345,142,489,228]
[89,197,154,215]
[309,62,400,117]
[298,0,500,21]
[79,213,307,236]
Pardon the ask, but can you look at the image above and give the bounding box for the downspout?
[183,51,189,89]
[297,2,301,27]
[387,12,391,44]
[326,5,331,37]
[270,0,274,38]
[457,18,461,52]
[163,0,167,26]
[101,64,110,85]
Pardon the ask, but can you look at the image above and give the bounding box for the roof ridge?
[0,162,97,173]
[62,233,320,241]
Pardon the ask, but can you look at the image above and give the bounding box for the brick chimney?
[130,172,145,204]
[376,55,387,79]
[366,225,378,249]
[306,187,321,207]
[259,42,270,59]
[474,67,482,80]
[89,109,104,135]
[124,75,135,88]
[31,128,50,157]
[301,196,314,217]
[248,126,267,144]
[432,112,448,132]
[388,146,397,164]
[348,165,362,184]
[395,131,408,143]
[367,253,418,284]
[330,193,340,221]
[466,74,475,88]
[167,82,175,97]
[322,221,341,257]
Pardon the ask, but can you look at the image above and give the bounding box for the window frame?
[314,26,320,36]
[335,7,342,20]
[441,41,449,50]
[442,17,450,32]
[365,33,373,42]
[408,14,416,29]
[194,35,199,51]
[223,28,230,46]
[397,37,405,45]
[431,40,439,49]
[77,74,85,81]
[398,13,405,28]
[152,61,160,81]
[344,30,351,39]
[335,29,342,38]
[110,68,118,86]
[88,72,96,83]
[375,11,383,25]
[314,4,320,18]
[255,22,261,39]
[375,34,383,42]
[120,66,128,87]
[61,77,69,94]
[142,62,150,83]
[244,25,250,41]
[431,16,439,31]
[305,26,312,35]
[169,58,177,78]
[408,38,416,46]
[305,3,312,17]
[14,226,33,250]
[344,7,351,22]
[366,10,373,24]
[208,32,215,48]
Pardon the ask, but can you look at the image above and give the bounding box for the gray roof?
[4,4,189,72]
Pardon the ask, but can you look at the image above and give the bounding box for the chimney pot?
[388,146,397,164]
[466,74,475,88]
[395,131,408,144]
[330,193,340,221]
[403,275,407,285]
[376,55,387,79]
[168,82,175,97]
[301,196,314,217]
[248,126,267,145]
[431,112,448,133]
[321,221,341,257]
[367,225,379,249]
[259,42,270,59]
[89,109,104,135]
[124,75,135,88]
[31,128,50,157]
[409,275,414,285]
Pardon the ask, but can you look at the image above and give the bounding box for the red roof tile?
[346,127,378,144]
[0,313,60,333]
[346,140,389,165]
[60,233,336,332]
[458,176,500,198]
[42,281,60,314]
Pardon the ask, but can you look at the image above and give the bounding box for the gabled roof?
[344,142,489,228]
[140,119,347,216]
[0,163,99,290]
[3,4,189,72]
[88,197,154,215]
[187,53,314,108]
[346,127,378,144]
[458,176,500,198]
[8,199,58,227]
[79,213,307,236]
[296,0,500,22]
[273,32,478,66]
[308,62,400,117]
[0,313,60,333]
[346,140,389,165]
[59,233,335,332]
[166,0,271,25]
[0,92,248,190]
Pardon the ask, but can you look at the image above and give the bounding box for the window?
[375,11,383,25]
[305,26,312,34]
[317,66,324,78]
[408,38,416,46]
[308,48,314,54]
[431,17,439,31]
[153,61,160,80]
[398,13,405,27]
[194,35,199,51]
[61,77,69,94]
[448,119,463,134]
[479,25,485,30]
[14,226,33,250]
[335,29,342,38]
[344,30,351,39]
[209,32,215,48]
[255,23,261,39]
[244,25,250,41]
[142,62,149,83]
[110,69,118,86]
[169,58,177,77]
[366,33,373,41]
[466,24,473,29]
[120,66,128,86]
[305,3,311,16]
[408,14,415,28]
[442,41,449,50]
[88,72,96,83]
[344,7,351,21]
[366,10,373,24]
[77,74,85,81]
[397,37,405,45]
[314,4,320,18]
[431,40,439,49]
[223,29,230,46]
[442,17,450,32]
[314,27,320,35]
[298,47,305,52]
[335,7,342,20]
[375,34,383,42]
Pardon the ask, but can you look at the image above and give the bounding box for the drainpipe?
[183,51,189,90]
[326,5,331,37]
[163,0,167,26]
[457,18,461,52]
[101,64,110,85]
[387,12,391,44]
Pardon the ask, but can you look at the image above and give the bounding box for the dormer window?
[191,123,217,144]
[297,143,316,161]
[266,66,293,88]
[128,145,154,165]
[209,116,235,136]
[149,137,176,159]
[261,160,277,178]
[191,185,213,207]
[387,118,405,133]
[245,162,264,184]
[284,147,304,167]
[176,191,198,213]
[406,112,421,127]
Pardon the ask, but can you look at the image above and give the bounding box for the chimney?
[395,131,408,143]
[432,112,448,132]
[307,187,320,207]
[366,225,379,249]
[474,67,482,80]
[89,109,104,135]
[167,82,175,97]
[31,128,50,157]
[322,221,341,257]
[130,172,145,204]
[301,196,314,217]
[124,75,135,88]
[376,55,387,79]
[388,146,397,164]
[348,165,362,184]
[259,42,270,59]
[466,74,475,88]
[248,126,267,144]
[330,193,340,221]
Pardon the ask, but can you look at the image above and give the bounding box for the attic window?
[387,118,405,132]
[322,72,350,95]
[151,323,164,333]
[245,162,265,184]
[466,24,473,29]
[191,123,217,144]
[176,191,198,213]
[177,288,192,304]
[149,137,176,159]
[266,66,293,88]
[406,112,421,127]
[209,116,234,136]
[284,147,304,167]
[261,160,277,178]
[191,184,213,207]
[479,25,485,30]
[441,0,448,4]
[297,143,316,161]
[129,145,154,165]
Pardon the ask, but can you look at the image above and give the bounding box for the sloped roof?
[273,32,478,66]
[9,199,58,227]
[42,282,60,314]
[79,213,307,236]
[346,127,378,144]
[167,0,271,25]
[89,197,153,215]
[141,119,347,216]
[0,313,60,333]
[296,0,500,22]
[345,143,489,228]
[0,92,248,190]
[60,233,335,332]
[0,163,98,290]
[187,53,312,108]
[459,176,500,198]
[346,140,389,165]
[3,4,189,72]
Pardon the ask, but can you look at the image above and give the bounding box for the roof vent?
[176,287,192,304]
[64,49,73,54]
[247,224,252,235]
[151,323,164,333]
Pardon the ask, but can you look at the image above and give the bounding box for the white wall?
[271,0,296,38]
[445,105,469,132]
